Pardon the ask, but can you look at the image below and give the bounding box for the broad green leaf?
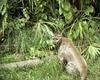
[75,28,80,38]
[59,7,63,15]
[23,8,30,20]
[1,5,6,15]
[64,11,73,24]
[73,6,77,13]
[0,5,3,12]
[79,21,83,38]
[58,19,64,29]
[85,5,94,16]
[41,14,47,20]
[82,20,88,31]
[62,1,71,11]
[54,19,64,30]
[0,0,7,12]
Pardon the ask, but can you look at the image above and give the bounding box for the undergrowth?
[0,54,100,80]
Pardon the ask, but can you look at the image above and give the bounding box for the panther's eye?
[53,38,58,41]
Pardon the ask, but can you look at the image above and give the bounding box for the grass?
[0,53,100,80]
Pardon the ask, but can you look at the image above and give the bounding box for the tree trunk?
[0,55,57,70]
[0,58,43,70]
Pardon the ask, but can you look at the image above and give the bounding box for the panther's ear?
[52,33,61,39]
[53,33,62,37]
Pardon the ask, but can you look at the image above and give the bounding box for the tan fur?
[53,35,87,80]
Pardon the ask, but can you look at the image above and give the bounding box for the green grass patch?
[0,54,100,80]
[0,53,25,64]
[0,58,73,80]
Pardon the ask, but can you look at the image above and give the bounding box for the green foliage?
[85,43,100,60]
[0,0,8,32]
[0,58,69,80]
[31,20,54,49]
[0,57,100,80]
[0,0,100,60]
[84,5,94,16]
[68,17,100,59]
[57,0,73,24]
